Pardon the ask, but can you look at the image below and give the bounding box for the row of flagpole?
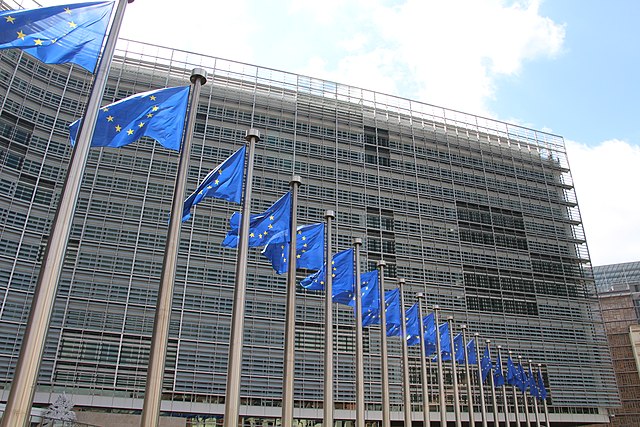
[306,210,553,427]
[0,2,556,426]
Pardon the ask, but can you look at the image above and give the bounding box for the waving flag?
[537,368,548,400]
[300,248,354,305]
[351,270,381,327]
[262,222,324,274]
[494,352,505,387]
[507,355,518,386]
[222,192,291,248]
[423,313,437,356]
[466,338,477,365]
[0,1,113,72]
[517,363,527,392]
[481,346,492,383]
[70,86,190,151]
[182,146,246,220]
[385,288,402,336]
[405,303,421,346]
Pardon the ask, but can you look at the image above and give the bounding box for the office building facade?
[594,261,640,427]
[0,16,618,426]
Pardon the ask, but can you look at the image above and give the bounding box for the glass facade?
[594,261,640,295]
[0,28,618,424]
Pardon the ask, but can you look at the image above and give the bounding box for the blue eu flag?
[481,346,492,383]
[431,322,451,362]
[466,338,477,365]
[453,333,465,363]
[300,248,354,305]
[442,332,464,362]
[349,270,380,327]
[384,288,402,337]
[439,322,451,355]
[405,303,421,346]
[0,1,113,72]
[516,363,527,392]
[222,192,291,248]
[494,352,505,387]
[70,86,190,151]
[423,313,437,356]
[182,146,246,221]
[528,366,538,397]
[507,355,518,386]
[537,368,547,400]
[262,222,324,274]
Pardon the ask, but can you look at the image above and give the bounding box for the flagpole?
[281,176,302,427]
[519,356,531,427]
[223,129,260,427]
[139,67,207,427]
[0,2,132,426]
[434,306,446,427]
[353,238,365,427]
[542,399,550,427]
[538,364,550,427]
[417,293,431,427]
[323,210,335,427]
[448,317,462,427]
[497,346,511,427]
[474,333,488,427]
[529,361,541,427]
[486,341,500,427]
[461,326,475,427]
[510,352,521,427]
[378,261,391,427]
[398,279,413,427]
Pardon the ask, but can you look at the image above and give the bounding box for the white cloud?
[366,0,565,114]
[35,1,563,118]
[117,1,256,63]
[566,139,640,266]
[284,0,565,116]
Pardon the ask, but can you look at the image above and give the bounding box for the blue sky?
[491,1,640,146]
[37,0,640,266]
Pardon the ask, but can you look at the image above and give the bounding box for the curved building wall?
[0,36,618,424]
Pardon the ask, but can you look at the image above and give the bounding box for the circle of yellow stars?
[99,94,159,138]
[197,169,225,199]
[248,215,276,240]
[5,7,80,48]
[278,230,310,264]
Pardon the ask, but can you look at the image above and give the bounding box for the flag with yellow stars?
[222,191,291,248]
[442,332,465,362]
[431,322,451,362]
[516,362,527,392]
[537,366,547,400]
[69,86,190,151]
[385,288,402,337]
[466,338,477,365]
[261,222,324,274]
[0,2,113,73]
[432,322,452,362]
[346,270,381,327]
[455,334,468,364]
[182,145,246,221]
[404,303,422,346]
[300,247,355,305]
[423,312,437,356]
[481,346,493,384]
[493,350,506,386]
